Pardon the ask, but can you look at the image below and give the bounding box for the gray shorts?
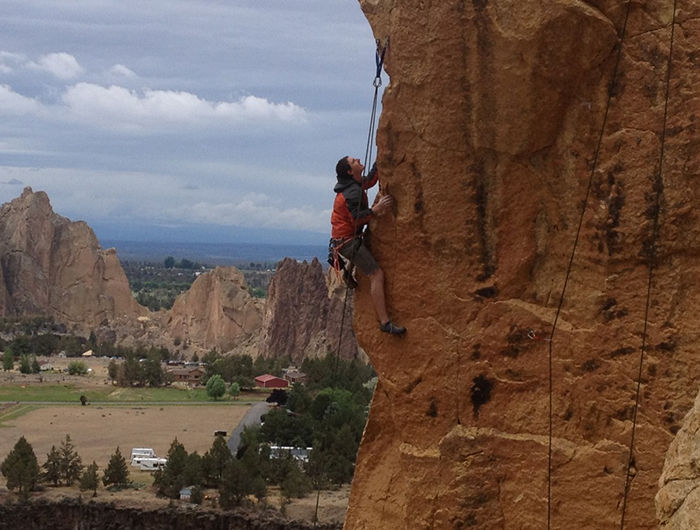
[338,238,379,275]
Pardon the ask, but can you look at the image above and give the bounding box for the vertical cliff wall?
[347,1,700,528]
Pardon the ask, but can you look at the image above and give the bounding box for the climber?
[329,155,406,335]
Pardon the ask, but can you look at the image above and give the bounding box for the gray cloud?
[0,0,381,240]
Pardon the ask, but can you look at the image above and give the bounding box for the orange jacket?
[330,166,378,240]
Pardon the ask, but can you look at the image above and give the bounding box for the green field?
[0,384,265,404]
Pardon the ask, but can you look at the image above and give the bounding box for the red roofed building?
[255,374,289,388]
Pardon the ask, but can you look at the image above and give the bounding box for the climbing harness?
[544,2,633,528]
[619,1,677,527]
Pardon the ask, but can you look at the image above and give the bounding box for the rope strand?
[546,3,632,527]
[619,1,677,526]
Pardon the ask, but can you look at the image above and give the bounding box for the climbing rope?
[317,37,389,527]
[332,37,389,378]
[619,1,678,527]
[545,3,633,527]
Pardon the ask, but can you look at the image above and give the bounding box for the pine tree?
[154,438,188,498]
[102,446,129,488]
[30,355,40,374]
[42,445,62,486]
[1,436,39,500]
[202,434,232,486]
[79,461,99,497]
[58,434,83,486]
[18,354,31,374]
[2,350,13,371]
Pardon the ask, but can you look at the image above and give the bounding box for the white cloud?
[29,52,84,80]
[61,83,307,131]
[108,64,136,78]
[185,195,329,232]
[0,85,43,115]
[0,51,25,74]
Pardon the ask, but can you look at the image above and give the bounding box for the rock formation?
[165,266,263,354]
[656,390,700,529]
[0,188,145,332]
[346,1,700,528]
[259,257,359,364]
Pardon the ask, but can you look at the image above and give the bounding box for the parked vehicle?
[130,447,156,464]
[132,456,167,471]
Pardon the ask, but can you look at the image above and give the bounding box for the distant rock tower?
[0,187,145,332]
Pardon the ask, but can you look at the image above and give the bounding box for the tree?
[154,438,188,498]
[218,457,264,508]
[164,256,175,268]
[182,451,204,487]
[206,374,226,400]
[42,445,62,486]
[19,354,31,374]
[30,356,40,374]
[229,382,241,400]
[58,434,83,486]
[142,352,164,387]
[202,434,232,485]
[266,389,288,406]
[2,350,13,371]
[79,461,99,497]
[102,447,129,488]
[1,436,39,500]
[67,360,88,375]
[107,359,119,381]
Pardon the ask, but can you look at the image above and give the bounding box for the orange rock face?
[346,1,700,528]
[166,266,263,354]
[0,188,145,331]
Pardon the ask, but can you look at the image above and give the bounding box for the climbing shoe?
[380,321,406,335]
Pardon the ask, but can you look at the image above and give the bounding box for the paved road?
[228,401,271,455]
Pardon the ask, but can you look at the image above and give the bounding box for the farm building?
[168,366,204,385]
[283,367,307,384]
[255,374,288,388]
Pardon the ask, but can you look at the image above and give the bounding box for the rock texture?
[0,188,145,332]
[259,257,359,364]
[656,390,700,529]
[347,1,700,528]
[165,266,263,354]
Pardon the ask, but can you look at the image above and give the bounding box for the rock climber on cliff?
[329,156,405,335]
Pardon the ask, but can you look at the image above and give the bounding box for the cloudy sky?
[0,1,382,245]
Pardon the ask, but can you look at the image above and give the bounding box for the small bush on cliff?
[102,447,129,489]
[1,436,40,500]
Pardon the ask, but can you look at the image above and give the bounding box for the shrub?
[67,361,88,375]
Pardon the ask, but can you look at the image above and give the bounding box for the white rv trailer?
[131,457,167,471]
